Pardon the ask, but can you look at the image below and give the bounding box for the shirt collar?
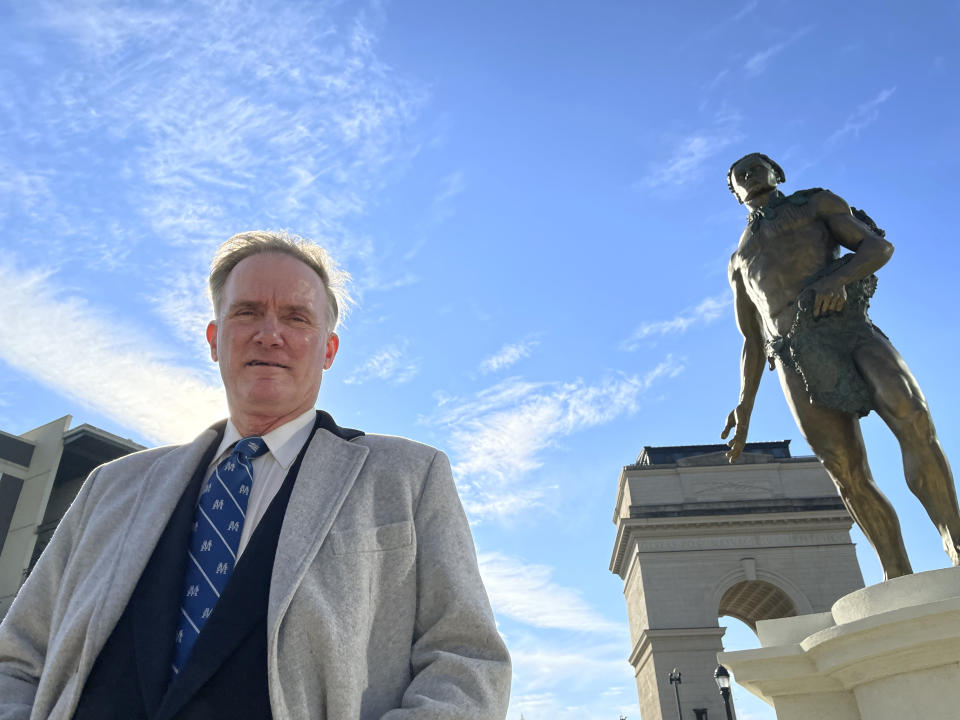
[216,408,317,469]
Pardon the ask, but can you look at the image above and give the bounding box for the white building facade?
[0,416,142,618]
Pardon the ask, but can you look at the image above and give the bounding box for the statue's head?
[727,153,785,204]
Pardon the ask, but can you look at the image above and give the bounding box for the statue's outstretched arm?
[722,265,766,462]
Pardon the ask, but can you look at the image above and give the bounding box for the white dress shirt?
[205,408,317,558]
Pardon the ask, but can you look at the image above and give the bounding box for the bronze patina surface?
[721,152,960,580]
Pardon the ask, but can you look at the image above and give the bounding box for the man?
[721,153,960,580]
[0,231,511,719]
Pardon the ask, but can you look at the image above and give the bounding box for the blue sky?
[2,2,959,718]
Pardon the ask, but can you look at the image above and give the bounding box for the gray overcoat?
[0,424,511,719]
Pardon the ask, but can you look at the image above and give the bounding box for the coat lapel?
[267,426,369,635]
[82,428,222,680]
[131,429,223,714]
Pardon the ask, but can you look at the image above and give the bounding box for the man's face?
[730,156,779,203]
[206,252,339,426]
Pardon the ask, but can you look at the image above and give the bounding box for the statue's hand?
[809,275,848,318]
[721,406,750,463]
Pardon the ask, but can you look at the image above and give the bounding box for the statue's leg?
[776,362,912,579]
[854,333,960,566]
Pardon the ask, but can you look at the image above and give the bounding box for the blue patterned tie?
[171,436,269,675]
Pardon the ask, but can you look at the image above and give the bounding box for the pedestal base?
[718,567,960,720]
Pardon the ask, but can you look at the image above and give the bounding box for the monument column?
[629,626,727,720]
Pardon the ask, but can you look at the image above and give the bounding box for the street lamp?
[668,667,682,720]
[714,664,735,720]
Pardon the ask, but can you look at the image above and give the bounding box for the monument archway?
[610,440,864,720]
[719,579,796,631]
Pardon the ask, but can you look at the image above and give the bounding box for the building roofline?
[63,424,144,453]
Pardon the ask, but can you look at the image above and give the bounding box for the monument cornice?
[612,456,828,523]
[610,509,854,575]
[628,626,728,667]
[629,495,846,519]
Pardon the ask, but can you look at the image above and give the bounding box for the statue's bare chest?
[734,202,837,319]
[738,205,833,286]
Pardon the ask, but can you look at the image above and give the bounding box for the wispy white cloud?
[148,266,218,364]
[744,26,813,76]
[505,634,635,718]
[0,2,430,431]
[425,358,684,519]
[691,1,758,45]
[0,163,83,254]
[343,342,419,385]
[0,165,50,218]
[431,170,465,224]
[637,111,743,189]
[827,87,897,145]
[640,135,729,187]
[37,0,178,57]
[12,0,427,333]
[462,486,549,521]
[621,293,731,351]
[730,0,759,22]
[704,68,730,92]
[401,170,467,262]
[364,271,420,293]
[0,259,225,444]
[479,552,623,634]
[479,339,538,375]
[510,645,632,693]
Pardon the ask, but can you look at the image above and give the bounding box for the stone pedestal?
[718,567,960,720]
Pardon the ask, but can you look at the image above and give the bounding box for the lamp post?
[714,664,735,720]
[668,667,682,720]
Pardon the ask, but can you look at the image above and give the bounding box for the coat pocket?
[329,520,413,555]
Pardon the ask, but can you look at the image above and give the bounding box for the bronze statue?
[721,152,960,580]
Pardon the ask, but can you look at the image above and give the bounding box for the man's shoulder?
[328,433,448,488]
[351,432,440,461]
[96,443,180,473]
[348,433,448,472]
[65,444,189,511]
[91,430,218,484]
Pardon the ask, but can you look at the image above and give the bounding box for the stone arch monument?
[610,440,864,720]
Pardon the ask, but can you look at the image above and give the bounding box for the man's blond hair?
[208,230,350,331]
